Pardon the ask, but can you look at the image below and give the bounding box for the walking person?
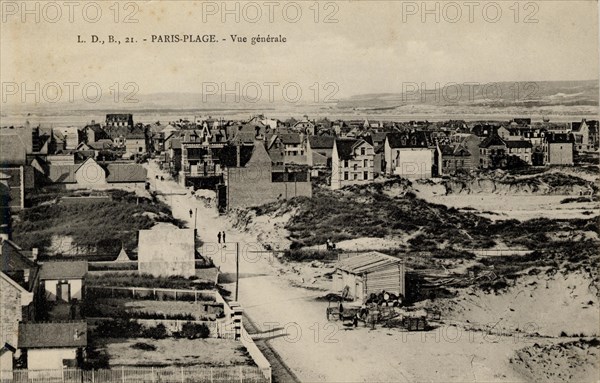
[217,231,222,244]
[189,209,193,218]
[222,231,226,243]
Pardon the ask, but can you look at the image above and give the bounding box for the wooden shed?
[333,252,405,302]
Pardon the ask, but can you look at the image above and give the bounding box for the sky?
[1,0,598,102]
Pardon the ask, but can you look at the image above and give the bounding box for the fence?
[240,326,271,381]
[459,248,533,257]
[86,286,218,303]
[86,317,235,339]
[0,366,269,383]
[82,286,271,382]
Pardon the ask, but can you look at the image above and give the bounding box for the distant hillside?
[2,80,597,117]
[337,80,599,110]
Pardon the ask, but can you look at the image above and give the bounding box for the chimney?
[31,248,38,262]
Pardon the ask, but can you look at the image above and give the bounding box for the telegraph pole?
[235,242,239,301]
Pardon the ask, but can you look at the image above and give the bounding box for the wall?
[27,348,77,370]
[0,349,13,371]
[138,229,196,278]
[548,143,574,165]
[331,142,374,190]
[364,264,405,298]
[393,149,433,179]
[126,139,147,154]
[43,279,83,302]
[74,161,107,187]
[0,277,23,347]
[227,143,311,208]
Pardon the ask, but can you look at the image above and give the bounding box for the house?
[46,153,75,165]
[439,144,474,175]
[471,123,499,138]
[0,132,28,166]
[571,119,598,153]
[40,261,87,302]
[1,238,39,367]
[331,138,374,190]
[479,135,507,169]
[306,135,335,167]
[1,126,33,155]
[83,122,109,144]
[545,133,574,165]
[54,127,82,150]
[265,133,306,165]
[18,321,87,370]
[230,121,272,144]
[124,126,147,155]
[32,127,50,155]
[138,227,196,278]
[106,113,133,129]
[383,132,433,179]
[505,140,533,165]
[0,167,26,211]
[225,141,312,209]
[332,252,405,302]
[45,158,147,189]
[293,115,316,135]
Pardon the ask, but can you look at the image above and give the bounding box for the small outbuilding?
[40,261,88,302]
[138,226,196,278]
[18,322,87,370]
[333,251,405,302]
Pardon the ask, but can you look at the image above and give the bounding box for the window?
[353,164,358,171]
[364,171,368,180]
[361,147,365,155]
[344,172,349,180]
[344,160,349,168]
[353,173,358,180]
[364,159,368,167]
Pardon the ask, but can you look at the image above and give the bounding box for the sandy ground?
[511,339,600,382]
[422,271,599,338]
[415,189,599,221]
[102,338,252,367]
[145,161,572,382]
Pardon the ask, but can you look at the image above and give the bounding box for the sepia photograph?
[0,1,598,382]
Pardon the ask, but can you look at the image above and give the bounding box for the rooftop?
[336,251,403,274]
[18,322,87,349]
[39,261,88,280]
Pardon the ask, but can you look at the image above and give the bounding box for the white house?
[331,138,374,190]
[384,132,433,179]
[18,322,87,370]
[40,261,87,302]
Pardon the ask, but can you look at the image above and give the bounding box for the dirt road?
[146,162,548,382]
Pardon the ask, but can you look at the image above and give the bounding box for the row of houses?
[328,129,583,190]
[1,238,89,371]
[1,116,150,211]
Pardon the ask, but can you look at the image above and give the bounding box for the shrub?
[131,342,157,351]
[177,322,210,339]
[95,319,143,338]
[142,324,168,339]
